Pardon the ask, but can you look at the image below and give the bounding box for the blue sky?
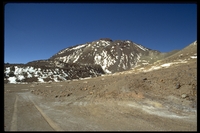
[4,3,197,64]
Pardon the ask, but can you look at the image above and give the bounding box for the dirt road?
[4,60,197,131]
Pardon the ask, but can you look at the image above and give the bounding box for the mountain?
[30,38,161,74]
[4,39,197,84]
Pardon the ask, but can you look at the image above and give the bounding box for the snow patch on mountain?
[73,55,80,63]
[8,77,17,83]
[190,56,197,59]
[38,77,44,82]
[94,50,115,73]
[143,60,188,72]
[94,55,102,64]
[71,44,86,50]
[136,44,149,51]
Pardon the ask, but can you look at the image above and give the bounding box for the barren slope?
[4,56,197,131]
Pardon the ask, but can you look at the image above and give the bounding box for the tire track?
[29,97,64,131]
[10,95,18,131]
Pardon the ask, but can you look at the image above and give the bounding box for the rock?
[181,94,188,99]
[67,93,72,97]
[175,83,181,89]
[143,78,147,81]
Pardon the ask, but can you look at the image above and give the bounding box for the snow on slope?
[135,44,149,51]
[4,65,103,84]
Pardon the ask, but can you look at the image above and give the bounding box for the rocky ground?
[4,57,197,131]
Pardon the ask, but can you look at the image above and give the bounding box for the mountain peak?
[48,39,160,73]
[99,38,113,42]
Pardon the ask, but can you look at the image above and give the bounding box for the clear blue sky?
[4,3,197,64]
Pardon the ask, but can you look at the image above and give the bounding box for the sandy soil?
[4,59,197,131]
